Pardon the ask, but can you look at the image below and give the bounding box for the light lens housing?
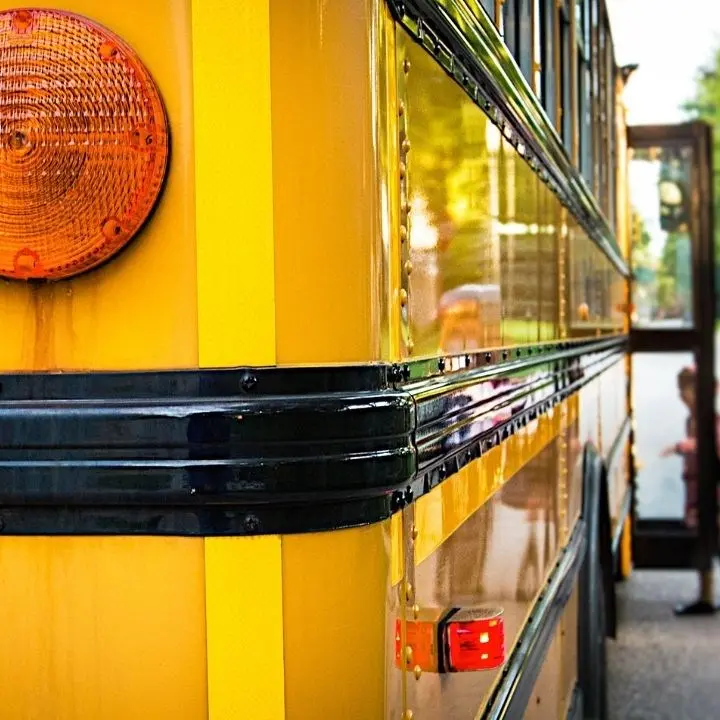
[0,8,169,280]
[446,607,505,672]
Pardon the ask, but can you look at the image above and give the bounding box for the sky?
[606,0,720,125]
[606,1,720,261]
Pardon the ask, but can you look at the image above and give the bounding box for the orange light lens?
[0,9,169,280]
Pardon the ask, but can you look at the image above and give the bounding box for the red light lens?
[446,608,505,672]
[0,9,169,280]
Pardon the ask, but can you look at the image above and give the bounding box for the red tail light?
[445,607,505,672]
[0,9,169,281]
[394,606,505,674]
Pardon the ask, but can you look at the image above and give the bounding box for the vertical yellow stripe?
[192,0,276,367]
[205,537,285,720]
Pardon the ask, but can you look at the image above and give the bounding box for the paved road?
[609,570,720,720]
[632,330,720,519]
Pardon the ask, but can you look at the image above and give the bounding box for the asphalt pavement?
[609,569,720,719]
[609,329,720,718]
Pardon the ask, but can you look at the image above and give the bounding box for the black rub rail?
[0,336,626,535]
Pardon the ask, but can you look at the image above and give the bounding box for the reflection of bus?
[0,3,632,720]
[439,284,502,352]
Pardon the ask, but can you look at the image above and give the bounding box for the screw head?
[241,373,258,392]
[242,513,262,533]
[391,490,406,511]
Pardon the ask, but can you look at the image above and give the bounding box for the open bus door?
[627,121,718,590]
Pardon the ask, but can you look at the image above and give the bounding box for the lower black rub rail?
[481,520,587,720]
[0,336,626,535]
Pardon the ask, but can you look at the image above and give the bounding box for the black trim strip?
[630,328,695,353]
[386,0,628,276]
[0,336,626,535]
[566,685,583,720]
[612,486,632,558]
[605,416,630,476]
[481,520,587,720]
[633,520,696,570]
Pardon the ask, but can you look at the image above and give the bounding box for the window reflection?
[629,145,693,328]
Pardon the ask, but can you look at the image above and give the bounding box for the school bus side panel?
[0,0,198,372]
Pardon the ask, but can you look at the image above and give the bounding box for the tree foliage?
[682,46,720,307]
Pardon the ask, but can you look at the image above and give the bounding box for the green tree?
[682,47,720,313]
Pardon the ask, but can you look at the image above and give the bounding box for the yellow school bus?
[0,1,631,719]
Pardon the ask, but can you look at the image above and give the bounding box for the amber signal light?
[0,9,169,281]
[394,606,505,674]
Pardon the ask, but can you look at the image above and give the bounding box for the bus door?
[627,121,718,576]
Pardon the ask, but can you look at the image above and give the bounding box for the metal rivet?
[405,582,414,601]
[403,58,411,73]
[400,225,408,242]
[406,339,414,354]
[403,711,414,720]
[404,260,413,275]
[243,513,262,533]
[402,138,411,154]
[399,288,408,306]
[404,645,413,663]
[412,603,420,619]
[413,665,422,680]
[411,525,419,540]
[398,101,405,117]
[399,162,407,179]
[241,373,258,392]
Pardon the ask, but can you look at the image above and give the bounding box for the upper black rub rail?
[0,335,627,535]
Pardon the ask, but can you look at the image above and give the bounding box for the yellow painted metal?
[0,537,208,719]
[205,536,285,720]
[391,510,405,586]
[557,586,579,718]
[281,522,391,719]
[193,0,276,367]
[400,32,565,354]
[521,623,563,720]
[414,397,578,565]
[412,432,567,715]
[269,0,394,364]
[619,512,633,579]
[0,0,198,372]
